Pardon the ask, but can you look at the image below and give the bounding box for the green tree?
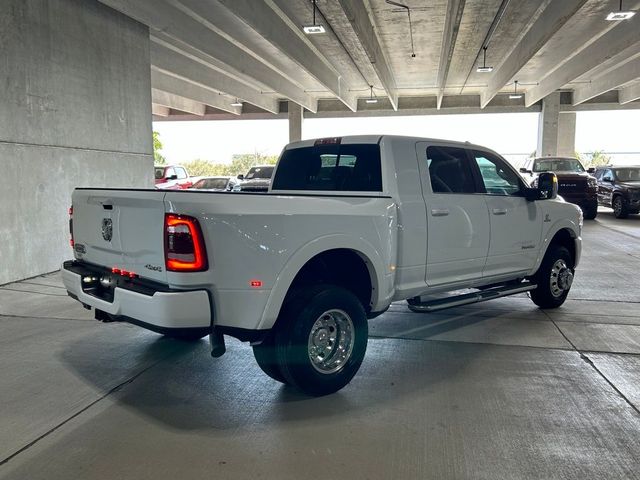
[153,131,166,165]
[228,152,279,176]
[583,150,611,167]
[182,159,232,177]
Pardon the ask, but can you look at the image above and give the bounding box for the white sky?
[153,110,640,165]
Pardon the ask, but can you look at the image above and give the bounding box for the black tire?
[613,195,629,219]
[163,329,208,341]
[252,335,288,384]
[530,245,574,309]
[273,285,368,396]
[583,202,598,220]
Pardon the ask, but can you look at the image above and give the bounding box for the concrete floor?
[1,209,639,479]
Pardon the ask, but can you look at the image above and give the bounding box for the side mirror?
[603,176,613,183]
[587,167,595,174]
[167,174,178,181]
[237,174,244,180]
[519,167,532,174]
[537,172,558,200]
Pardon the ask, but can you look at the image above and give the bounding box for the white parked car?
[63,136,582,395]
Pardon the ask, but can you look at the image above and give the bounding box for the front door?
[417,143,490,287]
[471,151,542,277]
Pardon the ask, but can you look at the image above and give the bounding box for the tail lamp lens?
[165,214,208,272]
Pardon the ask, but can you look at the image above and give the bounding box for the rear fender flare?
[257,235,388,330]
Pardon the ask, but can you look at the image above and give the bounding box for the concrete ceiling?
[98,0,640,119]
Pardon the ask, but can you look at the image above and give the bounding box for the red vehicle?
[154,165,193,189]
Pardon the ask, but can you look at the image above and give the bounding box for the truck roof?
[286,135,493,154]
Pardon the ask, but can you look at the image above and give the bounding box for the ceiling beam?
[480,0,588,108]
[152,89,206,116]
[150,39,280,114]
[619,81,640,105]
[151,69,241,115]
[212,0,358,111]
[152,104,170,117]
[98,0,317,112]
[573,56,640,105]
[436,0,466,110]
[526,19,640,107]
[324,0,399,110]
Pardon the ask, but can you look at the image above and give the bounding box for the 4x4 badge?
[101,218,113,242]
[544,214,551,223]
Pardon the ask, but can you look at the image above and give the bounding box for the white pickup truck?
[63,135,582,395]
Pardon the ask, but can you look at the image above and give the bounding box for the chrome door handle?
[492,208,507,216]
[431,208,450,217]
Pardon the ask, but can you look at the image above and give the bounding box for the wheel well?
[285,249,373,312]
[549,228,576,265]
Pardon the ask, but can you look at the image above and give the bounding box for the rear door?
[470,150,542,277]
[416,143,490,287]
[71,189,168,283]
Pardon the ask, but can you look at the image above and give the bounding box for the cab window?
[473,151,522,196]
[176,167,187,179]
[426,146,475,194]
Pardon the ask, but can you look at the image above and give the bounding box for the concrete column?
[288,101,303,143]
[536,92,561,157]
[557,112,576,158]
[0,0,153,285]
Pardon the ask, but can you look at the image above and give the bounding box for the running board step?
[407,282,537,313]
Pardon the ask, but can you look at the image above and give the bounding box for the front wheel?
[530,245,574,309]
[613,196,629,219]
[272,285,368,396]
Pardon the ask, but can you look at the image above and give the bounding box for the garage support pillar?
[288,102,303,143]
[557,112,576,157]
[0,0,153,285]
[536,93,576,158]
[536,92,561,157]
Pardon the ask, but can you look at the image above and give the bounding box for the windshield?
[154,167,165,179]
[245,166,274,180]
[533,158,585,173]
[192,178,229,189]
[615,168,640,182]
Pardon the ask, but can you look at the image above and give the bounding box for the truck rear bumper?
[62,261,211,330]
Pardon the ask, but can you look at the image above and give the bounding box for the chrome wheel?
[550,259,573,298]
[307,309,355,375]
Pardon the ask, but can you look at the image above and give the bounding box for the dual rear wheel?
[253,285,368,396]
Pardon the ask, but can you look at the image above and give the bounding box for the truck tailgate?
[71,189,168,283]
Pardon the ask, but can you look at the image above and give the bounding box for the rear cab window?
[272,143,382,193]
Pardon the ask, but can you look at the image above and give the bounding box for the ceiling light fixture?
[606,0,636,20]
[509,80,523,99]
[476,46,494,73]
[365,85,378,104]
[230,99,243,107]
[303,0,326,34]
[386,1,416,58]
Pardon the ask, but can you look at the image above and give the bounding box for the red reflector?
[70,239,74,247]
[112,268,121,274]
[68,206,73,216]
[250,280,263,288]
[128,272,137,279]
[314,137,341,146]
[165,214,208,272]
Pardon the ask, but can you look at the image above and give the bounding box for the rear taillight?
[69,205,74,248]
[164,214,208,272]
